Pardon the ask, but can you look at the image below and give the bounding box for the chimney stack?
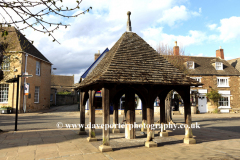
[216,46,224,59]
[173,41,179,56]
[126,11,132,32]
[94,50,100,61]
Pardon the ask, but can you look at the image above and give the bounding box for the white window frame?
[216,62,223,70]
[187,61,194,69]
[34,86,40,103]
[0,84,9,103]
[36,61,41,76]
[217,77,229,87]
[190,77,202,87]
[1,56,10,71]
[218,95,230,108]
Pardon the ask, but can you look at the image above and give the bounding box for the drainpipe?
[23,53,28,113]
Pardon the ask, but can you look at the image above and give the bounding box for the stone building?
[50,75,77,106]
[171,43,240,113]
[0,27,52,112]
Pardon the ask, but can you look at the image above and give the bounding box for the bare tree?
[0,0,92,44]
[156,42,190,74]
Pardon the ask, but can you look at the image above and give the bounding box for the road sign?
[22,74,33,78]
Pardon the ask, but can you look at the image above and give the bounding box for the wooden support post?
[79,92,87,135]
[141,104,147,132]
[145,101,157,147]
[99,87,112,152]
[87,90,97,142]
[112,101,120,133]
[125,91,135,139]
[183,87,196,144]
[160,97,165,124]
[160,96,168,137]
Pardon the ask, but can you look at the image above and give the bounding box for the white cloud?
[217,16,240,42]
[196,53,204,57]
[207,24,217,30]
[142,27,207,49]
[199,8,202,13]
[1,0,206,83]
[157,5,200,26]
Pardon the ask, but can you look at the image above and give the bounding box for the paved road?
[1,104,240,160]
[1,104,240,135]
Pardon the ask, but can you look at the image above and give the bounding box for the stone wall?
[24,55,51,112]
[56,94,77,106]
[1,53,52,112]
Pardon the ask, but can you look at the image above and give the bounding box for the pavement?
[0,105,240,160]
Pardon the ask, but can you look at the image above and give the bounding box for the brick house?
[171,43,240,113]
[0,27,52,112]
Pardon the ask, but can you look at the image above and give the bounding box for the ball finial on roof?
[126,11,132,32]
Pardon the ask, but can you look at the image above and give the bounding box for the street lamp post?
[7,74,33,131]
[15,75,20,131]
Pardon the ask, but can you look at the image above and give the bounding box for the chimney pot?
[216,47,224,59]
[173,41,179,56]
[94,50,101,61]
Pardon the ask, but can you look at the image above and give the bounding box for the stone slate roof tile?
[227,57,240,73]
[0,27,51,63]
[181,56,240,76]
[51,75,74,87]
[76,32,200,88]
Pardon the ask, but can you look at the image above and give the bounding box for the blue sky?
[2,0,240,83]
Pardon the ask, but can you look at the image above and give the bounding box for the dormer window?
[216,62,223,70]
[187,61,194,69]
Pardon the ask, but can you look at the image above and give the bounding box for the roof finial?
[127,11,132,32]
[175,41,177,46]
[219,46,222,49]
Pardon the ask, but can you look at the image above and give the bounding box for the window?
[190,90,198,106]
[36,61,40,75]
[217,77,229,87]
[1,56,10,71]
[34,86,40,103]
[187,61,194,69]
[190,77,202,87]
[219,97,229,107]
[0,84,9,103]
[216,62,223,70]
